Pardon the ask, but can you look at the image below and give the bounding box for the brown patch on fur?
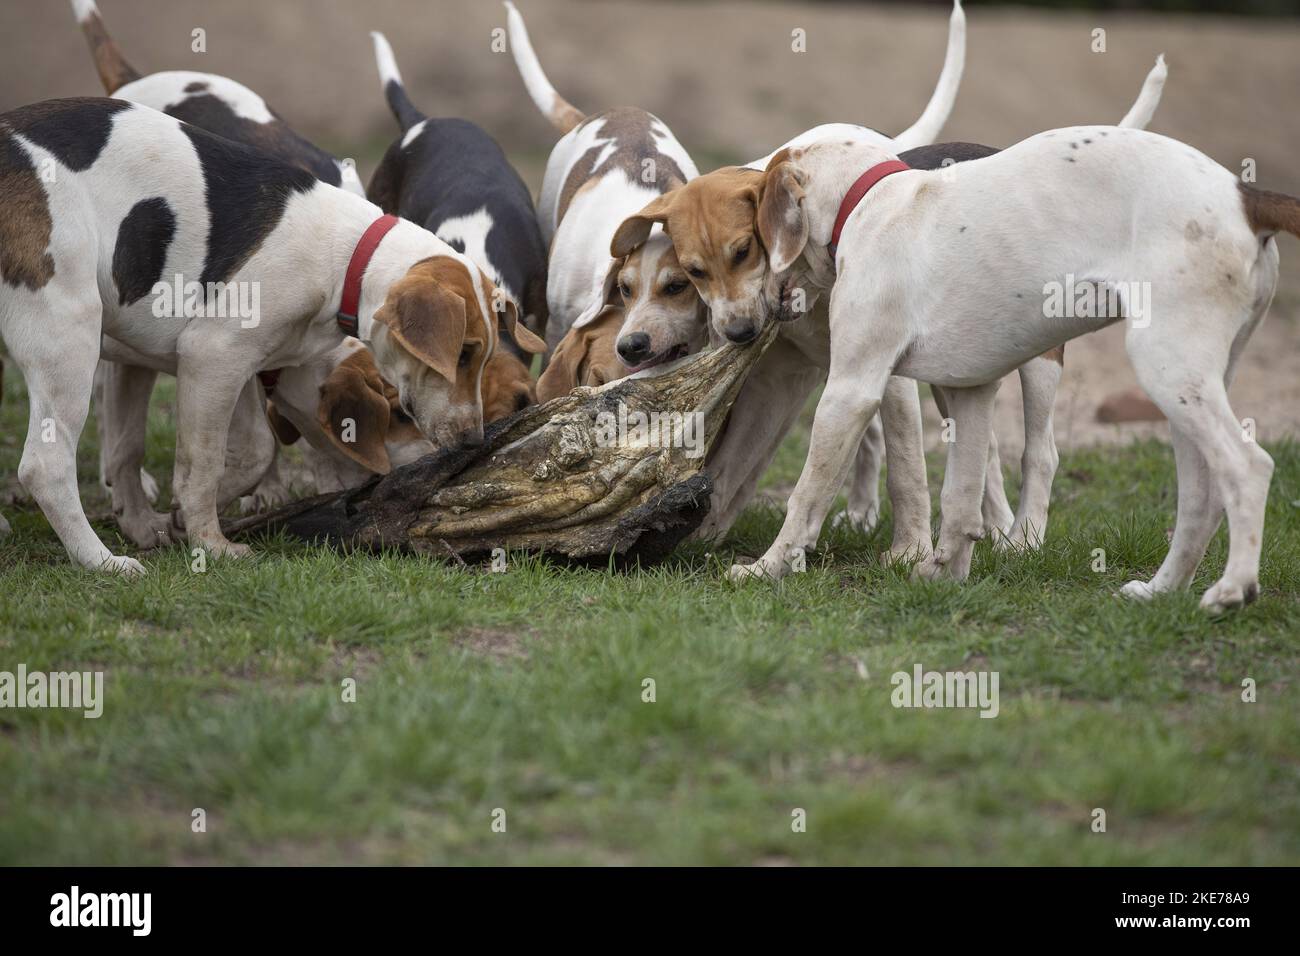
[556,108,688,227]
[482,351,537,421]
[77,10,142,94]
[316,348,398,473]
[536,309,625,402]
[1239,182,1300,239]
[1040,345,1065,365]
[0,133,55,291]
[373,256,493,409]
[265,402,302,445]
[613,167,768,304]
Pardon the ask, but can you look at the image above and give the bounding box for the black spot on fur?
[897,142,1000,170]
[180,123,316,285]
[184,81,209,93]
[166,93,342,187]
[1,97,132,172]
[367,115,548,359]
[112,197,176,305]
[1065,157,1077,163]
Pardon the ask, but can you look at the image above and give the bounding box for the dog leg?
[94,361,159,504]
[833,412,885,534]
[1124,313,1272,613]
[172,347,257,559]
[729,341,899,581]
[1000,355,1061,550]
[215,378,276,512]
[880,376,933,562]
[1118,426,1219,600]
[100,361,175,549]
[979,417,1015,541]
[7,303,143,573]
[916,382,999,582]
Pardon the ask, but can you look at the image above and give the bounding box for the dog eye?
[662,280,688,296]
[459,346,472,368]
[619,282,633,298]
[687,266,707,280]
[732,242,750,266]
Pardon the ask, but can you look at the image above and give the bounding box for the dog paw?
[832,505,880,535]
[140,468,160,505]
[728,559,779,583]
[993,522,1042,552]
[912,553,947,581]
[883,541,932,567]
[118,510,177,550]
[0,513,10,537]
[1118,579,1156,601]
[1199,579,1258,615]
[99,554,146,576]
[197,539,253,560]
[240,483,290,515]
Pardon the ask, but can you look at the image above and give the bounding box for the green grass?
[1,358,1298,865]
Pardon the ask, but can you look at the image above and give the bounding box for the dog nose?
[724,320,758,344]
[617,332,652,364]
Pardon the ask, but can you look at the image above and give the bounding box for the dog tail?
[503,1,584,135]
[1240,184,1300,240]
[892,0,965,151]
[370,32,425,134]
[69,0,142,94]
[1117,55,1167,129]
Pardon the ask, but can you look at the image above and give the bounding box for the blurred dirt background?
[1,0,1297,450]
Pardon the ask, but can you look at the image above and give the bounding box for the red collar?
[336,214,401,336]
[829,160,910,255]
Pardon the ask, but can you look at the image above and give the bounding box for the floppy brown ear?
[316,362,393,474]
[374,283,467,384]
[536,316,611,404]
[573,257,625,329]
[498,297,546,354]
[757,161,809,274]
[265,401,302,445]
[611,193,676,257]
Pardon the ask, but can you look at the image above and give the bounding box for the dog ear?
[482,352,538,421]
[611,194,676,257]
[496,295,546,354]
[757,160,809,274]
[573,257,625,330]
[374,282,467,384]
[316,361,393,474]
[264,401,302,445]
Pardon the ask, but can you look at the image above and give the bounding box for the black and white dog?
[367,32,549,356]
[0,97,538,573]
[69,0,378,546]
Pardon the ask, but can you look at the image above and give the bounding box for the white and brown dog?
[611,55,1166,549]
[525,0,970,547]
[633,116,1292,612]
[0,97,539,572]
[503,1,703,356]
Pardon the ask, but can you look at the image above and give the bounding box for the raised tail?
[1117,55,1167,129]
[370,31,425,133]
[1240,184,1300,240]
[69,0,141,93]
[892,0,965,151]
[503,1,584,135]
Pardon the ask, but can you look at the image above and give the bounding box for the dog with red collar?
[0,97,541,573]
[633,118,1294,613]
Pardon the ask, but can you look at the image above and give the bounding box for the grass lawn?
[1,365,1298,865]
